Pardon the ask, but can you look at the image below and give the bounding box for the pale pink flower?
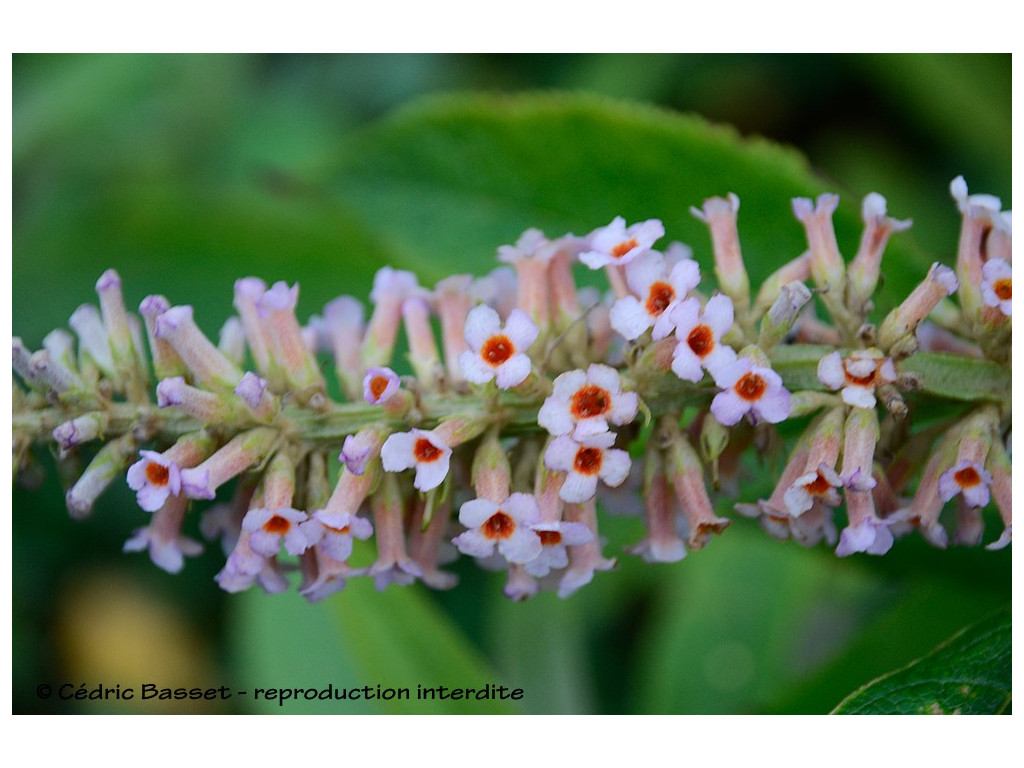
[380,428,452,491]
[242,506,310,557]
[538,364,639,439]
[938,460,993,509]
[299,510,373,563]
[543,432,632,503]
[123,496,202,574]
[711,357,791,426]
[609,251,700,340]
[523,520,594,577]
[363,367,401,405]
[783,464,843,516]
[836,515,895,557]
[579,216,664,269]
[817,350,897,409]
[452,493,543,564]
[127,450,183,512]
[458,305,538,389]
[981,259,1012,316]
[668,295,737,382]
[557,501,616,598]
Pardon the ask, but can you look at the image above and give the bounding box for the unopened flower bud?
[139,295,187,380]
[180,427,279,500]
[218,316,247,367]
[877,263,958,353]
[69,304,116,380]
[692,194,751,329]
[96,269,146,400]
[321,295,366,400]
[847,193,912,315]
[257,281,326,397]
[157,376,248,423]
[155,305,245,392]
[471,429,512,504]
[362,267,418,369]
[752,252,811,320]
[66,433,137,519]
[53,412,109,454]
[758,281,812,351]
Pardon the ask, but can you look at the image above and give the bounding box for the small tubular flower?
[458,305,538,389]
[127,450,183,512]
[631,455,686,564]
[691,194,750,318]
[543,432,631,504]
[363,367,401,405]
[835,488,895,557]
[523,520,594,577]
[241,506,309,557]
[938,461,993,509]
[123,495,203,574]
[380,428,452,492]
[153,305,244,391]
[452,493,543,564]
[299,510,373,562]
[538,364,639,439]
[579,216,664,270]
[126,432,217,512]
[609,251,700,341]
[981,259,1012,316]
[497,228,556,328]
[817,349,897,409]
[557,501,616,598]
[668,295,737,382]
[710,357,790,426]
[361,267,419,369]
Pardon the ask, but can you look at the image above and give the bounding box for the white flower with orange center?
[981,258,1012,316]
[523,520,595,577]
[544,432,632,503]
[783,463,843,516]
[126,450,183,512]
[362,367,400,405]
[299,509,373,562]
[452,493,543,564]
[579,216,665,269]
[817,350,897,408]
[538,363,639,440]
[380,428,453,491]
[609,251,701,341]
[458,305,538,389]
[668,295,738,382]
[711,357,791,426]
[242,507,310,558]
[938,460,993,509]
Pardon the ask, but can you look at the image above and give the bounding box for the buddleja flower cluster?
[12,177,1011,601]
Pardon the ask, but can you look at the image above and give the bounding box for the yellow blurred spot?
[55,568,225,713]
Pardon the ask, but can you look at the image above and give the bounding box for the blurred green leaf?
[831,607,1010,715]
[233,578,522,714]
[324,92,932,308]
[487,592,596,714]
[634,524,884,714]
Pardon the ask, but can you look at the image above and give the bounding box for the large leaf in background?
[831,607,1011,715]
[233,579,521,714]
[323,92,933,310]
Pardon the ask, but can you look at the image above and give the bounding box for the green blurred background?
[12,53,1011,714]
